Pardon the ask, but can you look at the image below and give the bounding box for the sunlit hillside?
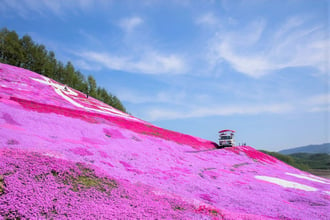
[0,63,329,219]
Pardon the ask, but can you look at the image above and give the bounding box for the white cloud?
[74,59,101,71]
[309,106,330,113]
[303,93,330,113]
[215,41,272,78]
[305,94,330,106]
[0,0,110,17]
[145,103,293,121]
[0,0,32,18]
[209,17,329,78]
[118,89,187,105]
[141,91,330,121]
[272,17,305,41]
[78,50,187,75]
[196,13,218,26]
[119,16,143,32]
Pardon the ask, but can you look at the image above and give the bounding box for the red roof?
[219,129,235,133]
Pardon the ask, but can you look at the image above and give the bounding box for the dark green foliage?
[0,29,23,67]
[0,28,127,113]
[288,153,330,170]
[261,150,330,171]
[279,143,330,155]
[87,75,97,98]
[260,150,310,171]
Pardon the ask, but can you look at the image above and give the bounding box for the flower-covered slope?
[0,63,329,219]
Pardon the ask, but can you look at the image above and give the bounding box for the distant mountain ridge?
[279,143,330,155]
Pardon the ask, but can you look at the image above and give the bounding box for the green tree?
[74,70,88,93]
[64,61,75,86]
[54,61,65,83]
[260,150,310,171]
[0,28,127,113]
[87,75,97,97]
[111,95,126,112]
[31,44,47,75]
[44,51,57,79]
[19,35,34,69]
[0,28,23,66]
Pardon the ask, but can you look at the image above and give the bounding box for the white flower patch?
[285,172,330,184]
[255,175,318,192]
[42,152,63,159]
[30,76,143,122]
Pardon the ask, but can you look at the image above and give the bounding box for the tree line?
[260,150,310,171]
[0,28,126,113]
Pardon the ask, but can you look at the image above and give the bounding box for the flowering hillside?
[0,63,329,219]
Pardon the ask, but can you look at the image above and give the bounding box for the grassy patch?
[77,176,100,187]
[76,163,95,176]
[53,163,118,193]
[209,209,219,216]
[75,175,117,192]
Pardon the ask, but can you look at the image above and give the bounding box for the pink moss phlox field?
[0,63,330,219]
[226,146,277,163]
[0,148,200,219]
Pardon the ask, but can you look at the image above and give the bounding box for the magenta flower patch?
[0,63,329,219]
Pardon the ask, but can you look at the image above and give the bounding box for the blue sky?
[1,0,329,151]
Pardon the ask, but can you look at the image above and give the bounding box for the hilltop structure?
[0,63,329,219]
[218,130,235,148]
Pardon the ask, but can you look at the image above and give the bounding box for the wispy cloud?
[144,103,293,121]
[141,91,330,121]
[196,13,218,26]
[74,59,101,71]
[77,50,187,75]
[118,89,188,105]
[209,17,329,78]
[305,94,330,106]
[0,0,110,18]
[303,93,330,113]
[119,16,143,32]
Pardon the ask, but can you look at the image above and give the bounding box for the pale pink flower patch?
[69,147,94,156]
[0,63,329,219]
